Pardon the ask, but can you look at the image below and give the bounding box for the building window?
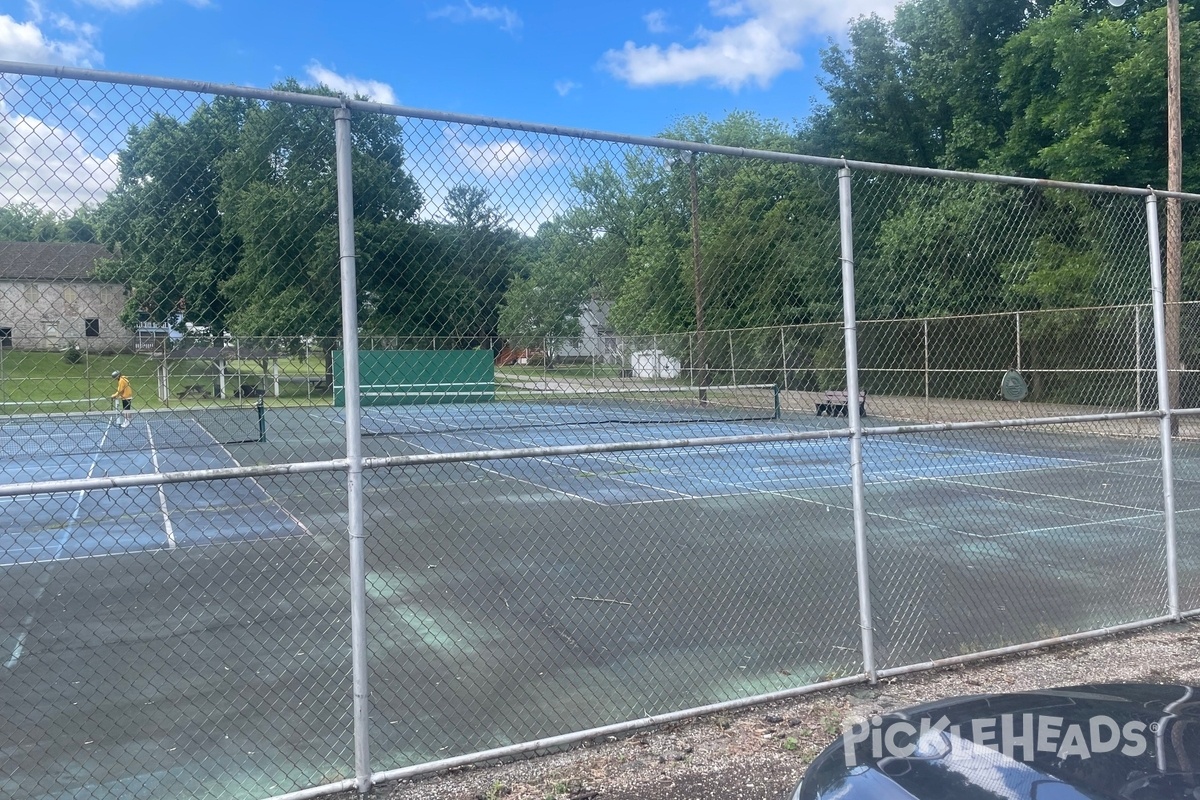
[85,318,100,338]
[0,327,11,348]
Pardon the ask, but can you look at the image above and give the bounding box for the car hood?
[793,683,1200,800]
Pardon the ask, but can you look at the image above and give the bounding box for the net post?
[256,398,267,442]
[773,383,781,420]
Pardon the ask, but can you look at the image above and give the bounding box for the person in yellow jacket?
[111,370,133,428]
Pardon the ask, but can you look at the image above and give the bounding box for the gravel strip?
[333,620,1200,800]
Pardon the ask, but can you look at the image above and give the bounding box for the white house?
[550,298,619,361]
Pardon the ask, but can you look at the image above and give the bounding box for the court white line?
[485,432,705,500]
[205,423,312,537]
[1003,510,1165,538]
[145,421,177,550]
[380,433,606,506]
[566,444,1057,501]
[926,474,1159,514]
[862,434,1153,470]
[350,415,1187,512]
[6,419,113,669]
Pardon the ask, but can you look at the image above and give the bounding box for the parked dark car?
[793,684,1200,799]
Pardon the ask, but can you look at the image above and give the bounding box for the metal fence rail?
[0,61,1198,800]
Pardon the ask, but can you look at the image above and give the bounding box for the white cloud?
[305,62,397,105]
[459,140,551,179]
[446,131,556,180]
[430,1,522,34]
[0,104,120,212]
[604,0,899,90]
[0,12,102,67]
[74,0,212,11]
[77,0,158,9]
[553,79,580,97]
[644,10,670,33]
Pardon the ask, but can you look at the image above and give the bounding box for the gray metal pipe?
[1,60,1197,198]
[369,672,869,787]
[0,407,1171,500]
[876,614,1181,679]
[264,610,1200,800]
[860,410,1162,436]
[261,778,359,800]
[839,167,876,683]
[1145,193,1181,621]
[334,104,373,796]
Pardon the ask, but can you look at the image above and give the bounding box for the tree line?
[6,0,1200,393]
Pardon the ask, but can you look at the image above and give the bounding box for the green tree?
[0,203,96,242]
[433,184,521,341]
[93,95,249,330]
[218,81,424,344]
[998,1,1200,188]
[498,220,590,357]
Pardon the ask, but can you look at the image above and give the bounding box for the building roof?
[0,242,115,282]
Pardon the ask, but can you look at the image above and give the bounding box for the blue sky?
[0,0,902,228]
[0,0,901,137]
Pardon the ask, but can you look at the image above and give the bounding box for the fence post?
[1135,305,1143,412]
[690,152,707,401]
[839,167,876,681]
[1145,193,1181,621]
[780,326,789,392]
[1015,312,1022,373]
[688,333,695,386]
[335,104,373,795]
[923,318,929,415]
[728,330,736,386]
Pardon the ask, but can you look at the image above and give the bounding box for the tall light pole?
[1111,0,1182,429]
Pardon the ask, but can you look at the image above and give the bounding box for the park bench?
[176,384,209,399]
[278,376,329,391]
[815,390,867,417]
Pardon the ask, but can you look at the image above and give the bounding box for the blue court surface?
[1,412,307,566]
[354,403,1082,506]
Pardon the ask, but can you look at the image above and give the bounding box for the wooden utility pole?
[1166,0,1183,433]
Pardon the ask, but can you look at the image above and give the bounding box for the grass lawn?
[0,348,331,412]
[497,363,628,379]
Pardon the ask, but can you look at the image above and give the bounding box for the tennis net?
[359,382,781,437]
[1,400,267,460]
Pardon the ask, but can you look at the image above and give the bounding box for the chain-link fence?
[1,62,1198,799]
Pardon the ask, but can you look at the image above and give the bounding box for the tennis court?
[314,389,1141,510]
[2,389,1190,799]
[0,405,308,566]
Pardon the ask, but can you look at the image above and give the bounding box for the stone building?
[0,242,131,352]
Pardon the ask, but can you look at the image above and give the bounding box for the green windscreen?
[332,350,495,407]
